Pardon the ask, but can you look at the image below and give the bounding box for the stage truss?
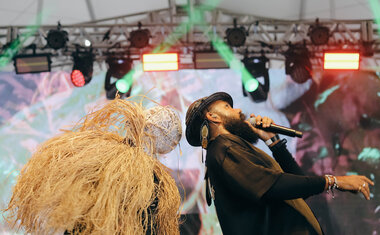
[0,3,379,71]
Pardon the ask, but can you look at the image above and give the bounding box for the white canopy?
[0,0,375,26]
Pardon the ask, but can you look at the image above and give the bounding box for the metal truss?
[0,4,379,70]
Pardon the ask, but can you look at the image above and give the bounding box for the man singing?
[185,92,374,235]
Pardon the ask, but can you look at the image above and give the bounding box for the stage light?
[284,44,312,84]
[13,53,51,74]
[323,52,360,70]
[142,53,178,71]
[106,57,133,79]
[130,29,151,48]
[225,19,247,47]
[71,52,94,87]
[105,57,133,99]
[46,23,68,50]
[84,39,92,47]
[194,51,229,69]
[244,78,259,92]
[360,41,374,57]
[308,19,330,46]
[71,70,85,87]
[129,22,151,48]
[241,55,270,103]
[242,56,269,79]
[115,79,130,93]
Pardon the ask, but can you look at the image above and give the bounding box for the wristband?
[265,134,280,146]
[325,174,338,198]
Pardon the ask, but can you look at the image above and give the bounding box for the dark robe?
[206,133,323,235]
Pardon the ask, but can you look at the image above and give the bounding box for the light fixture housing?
[46,29,68,50]
[226,27,247,47]
[129,29,150,48]
[284,44,312,84]
[323,51,360,70]
[241,55,270,103]
[104,57,133,99]
[194,51,229,69]
[360,41,374,57]
[13,53,51,74]
[308,19,330,46]
[71,51,94,87]
[226,19,247,47]
[106,57,133,79]
[142,53,179,71]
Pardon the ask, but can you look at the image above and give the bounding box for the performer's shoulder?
[207,134,241,166]
[208,134,235,151]
[216,134,242,145]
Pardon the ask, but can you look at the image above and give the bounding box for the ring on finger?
[358,186,362,191]
[362,183,366,188]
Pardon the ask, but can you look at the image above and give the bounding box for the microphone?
[248,117,303,138]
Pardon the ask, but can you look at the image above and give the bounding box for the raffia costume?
[4,98,182,235]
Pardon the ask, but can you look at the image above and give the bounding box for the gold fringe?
[4,98,181,235]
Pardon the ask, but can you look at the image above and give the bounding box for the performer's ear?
[205,112,219,122]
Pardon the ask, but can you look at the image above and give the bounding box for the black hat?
[185,92,233,147]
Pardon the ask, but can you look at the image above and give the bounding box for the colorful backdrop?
[0,68,379,234]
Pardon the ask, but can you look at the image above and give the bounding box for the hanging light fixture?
[104,56,133,99]
[241,55,270,103]
[308,18,330,46]
[142,53,179,71]
[46,22,69,50]
[13,53,51,74]
[225,18,247,47]
[284,43,312,84]
[13,43,51,74]
[70,51,94,87]
[323,51,360,70]
[129,22,151,49]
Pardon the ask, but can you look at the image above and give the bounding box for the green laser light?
[244,78,259,92]
[116,79,131,93]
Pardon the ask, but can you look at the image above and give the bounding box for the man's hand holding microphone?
[245,114,375,200]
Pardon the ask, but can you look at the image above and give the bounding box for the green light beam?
[0,10,50,69]
[117,0,259,93]
[369,0,380,35]
[206,31,258,92]
[116,64,143,93]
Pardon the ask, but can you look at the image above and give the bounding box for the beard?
[222,112,259,144]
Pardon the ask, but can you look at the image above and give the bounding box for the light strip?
[323,52,360,70]
[142,53,179,71]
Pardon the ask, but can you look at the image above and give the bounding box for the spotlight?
[129,22,151,48]
[84,39,92,47]
[71,51,94,87]
[308,19,330,46]
[242,55,270,103]
[46,22,68,50]
[225,18,247,47]
[284,44,312,84]
[105,57,133,99]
